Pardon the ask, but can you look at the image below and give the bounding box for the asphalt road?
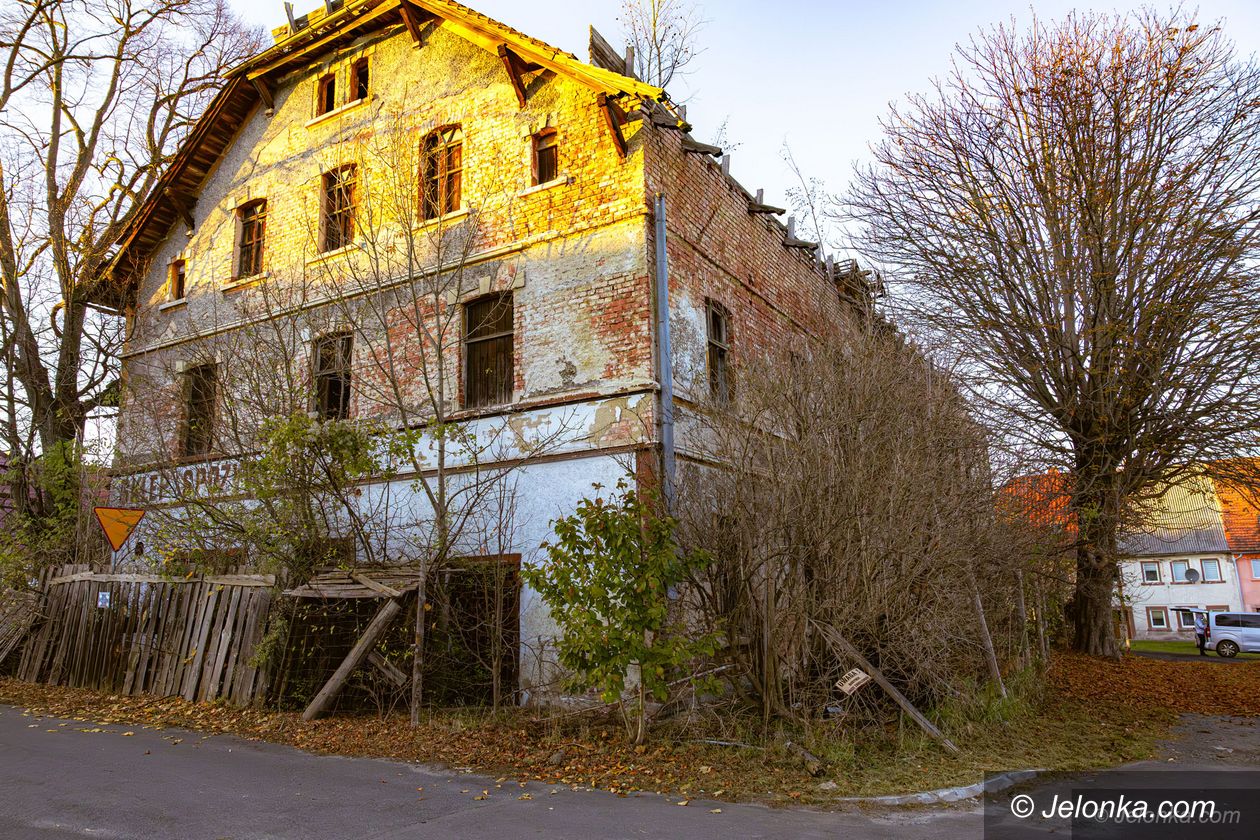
[0,704,981,839]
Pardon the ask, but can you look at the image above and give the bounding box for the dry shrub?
[677,324,1026,727]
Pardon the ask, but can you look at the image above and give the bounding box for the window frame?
[421,125,464,220]
[1140,561,1161,584]
[1146,606,1170,631]
[706,299,732,402]
[350,57,370,102]
[1200,558,1223,583]
[168,259,186,301]
[1176,608,1198,630]
[316,72,337,116]
[462,293,515,409]
[321,165,357,253]
[180,362,218,458]
[313,331,353,421]
[235,199,267,279]
[1251,558,1260,580]
[532,129,559,186]
[1170,559,1191,583]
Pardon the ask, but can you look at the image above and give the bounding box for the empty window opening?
[182,363,218,457]
[422,126,463,219]
[316,73,336,116]
[236,200,267,278]
[322,166,357,253]
[314,332,353,421]
[169,259,186,301]
[533,129,558,185]
[350,58,370,101]
[463,294,514,408]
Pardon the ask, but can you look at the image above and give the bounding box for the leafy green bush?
[523,479,716,744]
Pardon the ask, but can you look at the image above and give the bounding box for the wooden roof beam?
[597,92,628,158]
[165,189,196,234]
[250,77,274,115]
[750,188,786,216]
[497,44,529,108]
[398,0,434,44]
[681,134,721,157]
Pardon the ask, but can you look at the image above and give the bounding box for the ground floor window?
[1147,607,1170,630]
[1176,607,1197,629]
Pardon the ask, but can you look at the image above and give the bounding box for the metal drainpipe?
[654,193,676,510]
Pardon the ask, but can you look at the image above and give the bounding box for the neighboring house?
[1216,479,1260,613]
[87,1,871,701]
[1118,477,1240,640]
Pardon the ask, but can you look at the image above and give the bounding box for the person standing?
[1194,612,1208,656]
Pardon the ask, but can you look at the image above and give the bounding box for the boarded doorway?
[423,555,520,708]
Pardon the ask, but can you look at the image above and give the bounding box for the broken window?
[421,126,463,219]
[181,363,217,457]
[350,58,370,101]
[169,259,186,301]
[316,72,336,116]
[314,332,353,421]
[236,199,267,278]
[706,300,732,401]
[321,165,356,252]
[532,129,558,185]
[463,293,514,408]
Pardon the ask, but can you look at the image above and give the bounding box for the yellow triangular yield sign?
[94,507,146,552]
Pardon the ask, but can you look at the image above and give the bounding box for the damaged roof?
[98,0,676,305]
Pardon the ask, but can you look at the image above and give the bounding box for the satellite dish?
[1186,568,1201,584]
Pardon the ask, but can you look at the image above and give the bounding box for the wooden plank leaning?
[302,597,403,721]
[812,620,960,755]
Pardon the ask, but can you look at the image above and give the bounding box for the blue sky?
[230,1,1260,251]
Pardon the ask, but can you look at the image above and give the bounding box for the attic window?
[350,58,370,102]
[532,129,558,185]
[316,73,336,116]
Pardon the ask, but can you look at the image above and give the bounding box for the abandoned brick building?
[93,0,874,704]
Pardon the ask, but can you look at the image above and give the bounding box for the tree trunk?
[1071,553,1119,657]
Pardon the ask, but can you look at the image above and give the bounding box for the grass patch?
[7,651,1250,804]
[1130,639,1260,660]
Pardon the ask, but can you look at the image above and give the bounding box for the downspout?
[653,193,676,510]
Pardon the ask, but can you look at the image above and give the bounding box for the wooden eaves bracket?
[165,189,196,233]
[497,45,540,108]
[250,77,274,115]
[597,92,629,157]
[399,0,435,44]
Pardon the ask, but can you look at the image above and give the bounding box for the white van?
[1207,612,1260,657]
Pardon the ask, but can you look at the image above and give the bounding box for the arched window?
[421,126,463,219]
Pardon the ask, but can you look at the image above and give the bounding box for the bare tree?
[846,10,1260,656]
[617,0,705,89]
[0,0,259,540]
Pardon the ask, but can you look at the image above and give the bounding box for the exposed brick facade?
[105,0,865,697]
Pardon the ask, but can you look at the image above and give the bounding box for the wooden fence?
[0,588,41,665]
[17,564,277,705]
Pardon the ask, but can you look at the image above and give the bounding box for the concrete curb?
[834,768,1045,807]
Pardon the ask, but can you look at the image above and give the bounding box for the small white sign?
[97,591,111,609]
[836,668,871,696]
